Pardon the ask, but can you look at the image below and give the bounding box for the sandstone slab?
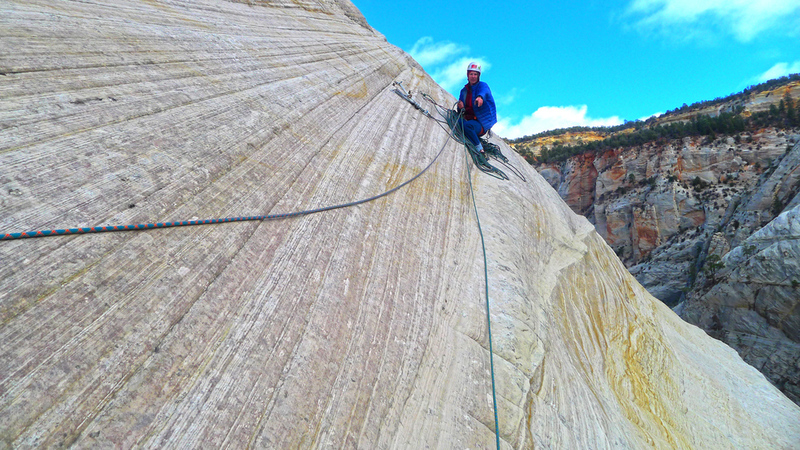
[1,1,799,448]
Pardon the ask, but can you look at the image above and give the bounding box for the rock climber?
[457,62,497,155]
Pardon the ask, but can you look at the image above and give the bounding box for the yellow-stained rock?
[1,1,799,448]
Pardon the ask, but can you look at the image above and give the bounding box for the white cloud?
[406,37,488,95]
[639,111,664,121]
[757,61,800,82]
[496,88,518,106]
[409,37,468,67]
[627,0,800,42]
[493,105,623,140]
[431,57,491,93]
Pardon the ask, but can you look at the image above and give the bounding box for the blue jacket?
[459,80,497,131]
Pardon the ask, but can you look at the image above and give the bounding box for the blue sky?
[350,0,800,139]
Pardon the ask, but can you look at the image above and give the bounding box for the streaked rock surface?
[540,129,800,306]
[680,204,800,405]
[1,1,799,448]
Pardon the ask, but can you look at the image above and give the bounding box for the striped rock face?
[1,1,799,448]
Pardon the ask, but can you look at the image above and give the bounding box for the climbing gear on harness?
[391,81,432,118]
[480,139,527,182]
[419,91,526,182]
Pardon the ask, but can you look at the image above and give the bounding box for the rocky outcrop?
[537,130,800,404]
[2,1,800,448]
[540,129,800,304]
[658,81,800,126]
[679,205,800,404]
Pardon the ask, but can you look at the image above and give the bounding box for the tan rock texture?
[2,1,800,448]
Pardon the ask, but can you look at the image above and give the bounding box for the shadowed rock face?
[1,1,799,448]
[680,205,800,405]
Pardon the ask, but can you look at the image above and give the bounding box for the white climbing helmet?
[466,61,481,74]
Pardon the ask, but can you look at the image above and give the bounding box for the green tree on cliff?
[785,92,797,126]
[704,254,725,283]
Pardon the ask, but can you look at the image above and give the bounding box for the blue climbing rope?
[2,83,505,449]
[430,99,502,449]
[1,91,451,241]
[460,114,503,450]
[470,155,502,450]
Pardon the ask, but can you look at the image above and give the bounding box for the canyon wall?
[538,126,800,405]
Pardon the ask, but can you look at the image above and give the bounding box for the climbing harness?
[420,93,525,182]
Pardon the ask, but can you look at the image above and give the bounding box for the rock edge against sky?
[1,0,799,448]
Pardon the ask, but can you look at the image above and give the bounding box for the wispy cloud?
[409,37,468,67]
[756,61,800,83]
[626,0,800,42]
[431,57,491,93]
[407,37,622,139]
[496,88,518,106]
[494,106,623,140]
[639,111,664,122]
[406,37,488,94]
